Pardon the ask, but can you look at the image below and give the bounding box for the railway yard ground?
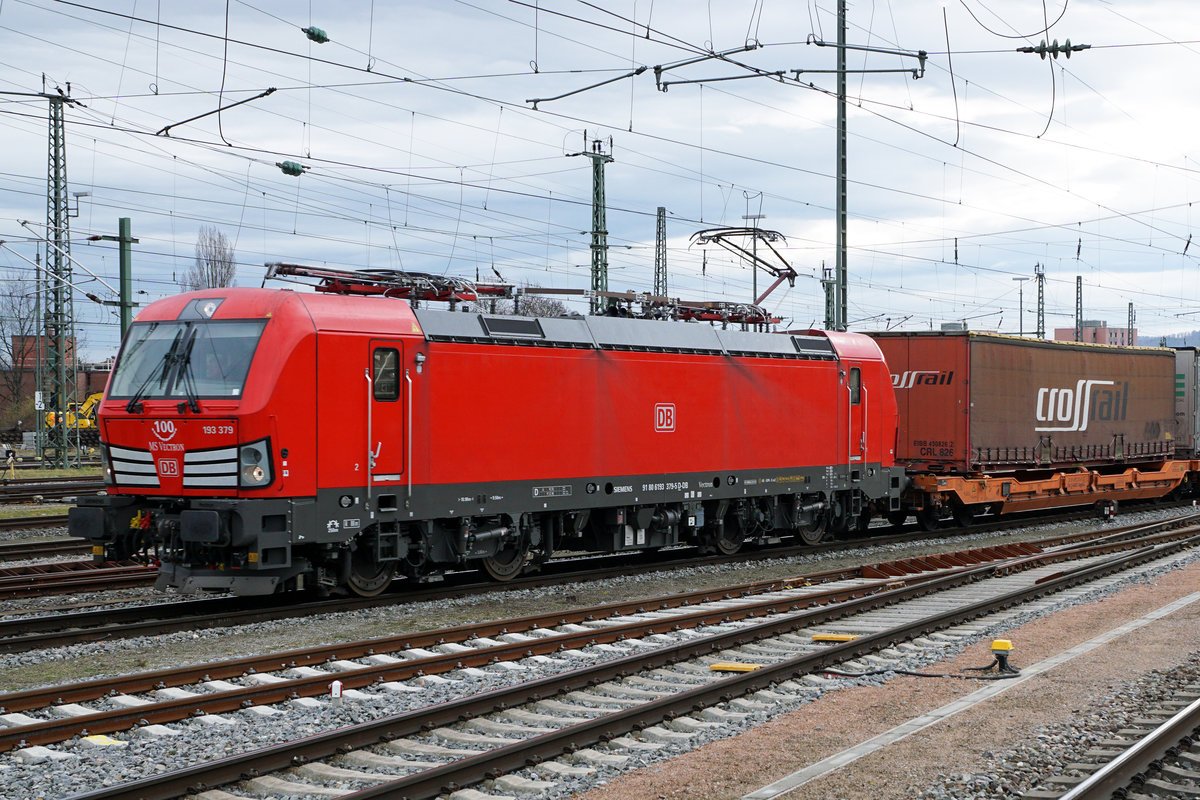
[0,507,1198,799]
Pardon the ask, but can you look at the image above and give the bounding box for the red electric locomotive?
[69,269,903,596]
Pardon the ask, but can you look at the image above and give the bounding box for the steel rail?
[0,534,84,561]
[0,475,102,486]
[0,566,965,752]
[61,531,1200,800]
[0,482,104,503]
[1,511,1193,653]
[0,532,1032,652]
[1058,695,1200,800]
[0,543,1033,713]
[0,515,72,533]
[0,564,156,599]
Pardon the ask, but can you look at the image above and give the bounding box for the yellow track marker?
[709,662,763,673]
[81,734,127,747]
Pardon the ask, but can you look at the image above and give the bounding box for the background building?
[1053,321,1137,346]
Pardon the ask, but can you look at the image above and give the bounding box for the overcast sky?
[2,0,1199,358]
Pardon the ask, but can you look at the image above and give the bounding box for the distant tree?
[181,225,236,291]
[512,292,570,318]
[487,286,569,318]
[0,271,38,426]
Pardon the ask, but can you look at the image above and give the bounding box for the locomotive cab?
[69,292,319,595]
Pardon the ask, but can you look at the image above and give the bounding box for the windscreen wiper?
[125,328,182,414]
[175,329,201,414]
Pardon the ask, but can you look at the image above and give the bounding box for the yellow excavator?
[44,392,104,444]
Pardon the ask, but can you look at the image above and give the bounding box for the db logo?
[157,459,179,477]
[654,403,675,432]
[152,420,177,442]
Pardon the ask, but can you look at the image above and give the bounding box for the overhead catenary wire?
[0,1,1195,350]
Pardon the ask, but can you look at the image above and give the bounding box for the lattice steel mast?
[40,85,80,468]
[653,206,667,297]
[570,135,613,315]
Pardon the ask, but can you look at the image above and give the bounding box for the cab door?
[846,363,865,463]
[367,340,406,482]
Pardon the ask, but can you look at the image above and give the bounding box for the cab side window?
[849,367,861,405]
[373,348,400,401]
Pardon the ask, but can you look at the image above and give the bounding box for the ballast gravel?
[0,519,67,544]
[0,507,1196,799]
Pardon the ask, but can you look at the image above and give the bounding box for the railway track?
[0,508,1189,650]
[2,459,101,471]
[0,560,155,600]
[29,514,1200,799]
[0,476,104,503]
[0,514,71,534]
[0,546,1024,753]
[0,532,84,566]
[1021,689,1200,799]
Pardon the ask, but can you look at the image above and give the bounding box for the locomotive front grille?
[183,447,238,489]
[106,444,239,489]
[109,445,160,488]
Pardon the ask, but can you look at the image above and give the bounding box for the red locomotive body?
[71,287,902,595]
[870,331,1188,526]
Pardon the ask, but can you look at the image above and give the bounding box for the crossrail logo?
[891,370,954,389]
[655,403,675,432]
[1035,379,1120,432]
[152,420,177,442]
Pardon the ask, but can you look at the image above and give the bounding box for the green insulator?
[277,161,306,176]
[302,26,329,44]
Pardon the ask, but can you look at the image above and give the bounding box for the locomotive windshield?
[108,320,268,400]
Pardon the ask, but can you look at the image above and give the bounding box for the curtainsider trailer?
[869,331,1188,527]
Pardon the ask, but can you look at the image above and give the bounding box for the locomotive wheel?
[915,506,941,531]
[714,524,745,555]
[346,548,396,597]
[887,511,909,528]
[797,516,826,546]
[481,544,528,581]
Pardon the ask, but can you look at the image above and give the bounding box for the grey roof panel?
[585,315,724,352]
[413,306,835,359]
[414,307,594,347]
[716,328,825,358]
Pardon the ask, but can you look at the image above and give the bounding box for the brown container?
[869,332,1176,473]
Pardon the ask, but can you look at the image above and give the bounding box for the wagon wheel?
[481,542,528,581]
[915,506,941,531]
[886,510,909,528]
[346,546,396,597]
[950,502,977,528]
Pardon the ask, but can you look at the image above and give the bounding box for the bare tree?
[0,271,38,428]
[181,225,236,291]
[488,287,570,318]
[513,292,569,318]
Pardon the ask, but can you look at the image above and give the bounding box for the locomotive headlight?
[101,444,113,486]
[238,439,273,488]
